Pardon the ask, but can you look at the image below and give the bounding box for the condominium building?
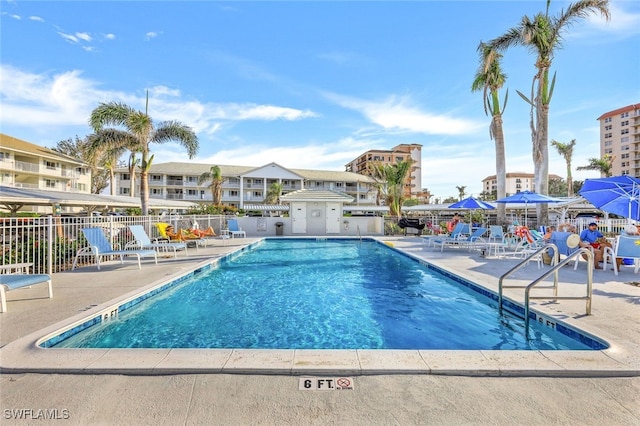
[481,172,563,197]
[344,144,422,199]
[597,103,640,177]
[0,133,92,194]
[115,162,378,208]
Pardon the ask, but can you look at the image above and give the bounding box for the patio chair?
[72,227,158,270]
[488,225,506,244]
[430,223,469,249]
[0,263,52,313]
[434,227,487,252]
[603,235,640,276]
[155,222,183,242]
[227,219,246,238]
[127,225,188,258]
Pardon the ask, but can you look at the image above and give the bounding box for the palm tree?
[89,94,199,215]
[472,42,508,224]
[197,165,224,205]
[488,0,610,224]
[264,182,283,205]
[368,160,413,218]
[551,139,577,196]
[86,130,137,196]
[456,185,467,201]
[577,154,615,177]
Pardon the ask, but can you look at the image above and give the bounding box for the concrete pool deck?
[1,236,639,424]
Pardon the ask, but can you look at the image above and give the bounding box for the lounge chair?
[0,263,52,313]
[182,226,229,246]
[603,235,640,276]
[488,225,506,244]
[431,223,469,249]
[227,219,246,238]
[434,227,486,252]
[72,227,157,270]
[127,225,188,258]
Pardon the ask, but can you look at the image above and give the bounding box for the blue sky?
[1,0,639,199]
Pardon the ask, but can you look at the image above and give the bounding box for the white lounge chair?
[603,235,640,276]
[127,225,188,258]
[227,219,246,238]
[72,227,158,270]
[0,263,52,312]
[435,227,486,252]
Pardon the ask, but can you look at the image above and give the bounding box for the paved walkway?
[1,237,639,425]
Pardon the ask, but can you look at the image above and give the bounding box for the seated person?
[579,222,604,269]
[164,225,182,241]
[543,226,556,241]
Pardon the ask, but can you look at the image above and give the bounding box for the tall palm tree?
[89,94,199,215]
[264,182,283,205]
[197,165,224,205]
[577,154,615,177]
[488,0,610,224]
[456,185,467,201]
[87,130,136,196]
[472,42,508,224]
[551,138,577,197]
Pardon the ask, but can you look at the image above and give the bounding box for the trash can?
[275,222,284,236]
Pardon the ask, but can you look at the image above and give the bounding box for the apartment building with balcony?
[115,162,378,208]
[0,133,92,194]
[481,172,563,197]
[597,103,640,177]
[344,144,422,199]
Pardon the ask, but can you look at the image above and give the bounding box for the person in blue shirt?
[579,222,605,268]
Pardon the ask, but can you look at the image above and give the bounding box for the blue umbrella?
[579,176,640,221]
[496,191,561,226]
[449,196,494,225]
[449,196,495,210]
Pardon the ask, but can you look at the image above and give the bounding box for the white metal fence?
[1,214,228,274]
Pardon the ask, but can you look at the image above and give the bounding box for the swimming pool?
[42,239,606,351]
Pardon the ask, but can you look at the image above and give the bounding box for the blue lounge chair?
[603,235,640,276]
[0,263,52,312]
[72,227,158,270]
[435,226,486,252]
[431,223,469,249]
[227,219,246,238]
[127,225,188,258]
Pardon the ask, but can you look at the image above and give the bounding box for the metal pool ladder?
[498,244,594,339]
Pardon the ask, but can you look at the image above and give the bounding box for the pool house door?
[326,202,341,234]
[291,202,307,233]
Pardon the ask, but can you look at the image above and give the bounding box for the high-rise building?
[344,144,422,199]
[597,103,640,177]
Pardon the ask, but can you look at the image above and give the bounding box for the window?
[152,188,163,195]
[229,190,238,197]
[605,125,612,130]
[151,174,162,181]
[228,178,239,185]
[621,129,629,135]
[253,191,262,197]
[335,182,343,188]
[621,120,629,126]
[0,152,5,160]
[622,153,630,159]
[45,161,56,170]
[187,176,198,183]
[122,174,130,181]
[253,179,262,185]
[621,112,629,118]
[622,145,630,151]
[120,187,130,195]
[187,189,197,196]
[604,117,612,123]
[605,148,613,154]
[605,133,612,138]
[604,141,612,147]
[45,179,56,188]
[621,137,629,143]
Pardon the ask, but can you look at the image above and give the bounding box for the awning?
[243,204,290,211]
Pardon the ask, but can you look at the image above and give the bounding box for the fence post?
[47,215,53,275]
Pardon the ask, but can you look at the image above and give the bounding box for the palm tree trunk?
[493,114,507,225]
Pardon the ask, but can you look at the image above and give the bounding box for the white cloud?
[104,33,116,40]
[325,93,483,136]
[145,31,159,40]
[9,14,20,20]
[29,16,44,22]
[57,31,78,44]
[76,32,92,42]
[589,2,640,35]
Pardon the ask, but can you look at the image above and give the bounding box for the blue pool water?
[50,239,604,350]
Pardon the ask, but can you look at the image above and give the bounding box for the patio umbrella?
[495,191,561,226]
[448,196,494,225]
[579,176,640,221]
